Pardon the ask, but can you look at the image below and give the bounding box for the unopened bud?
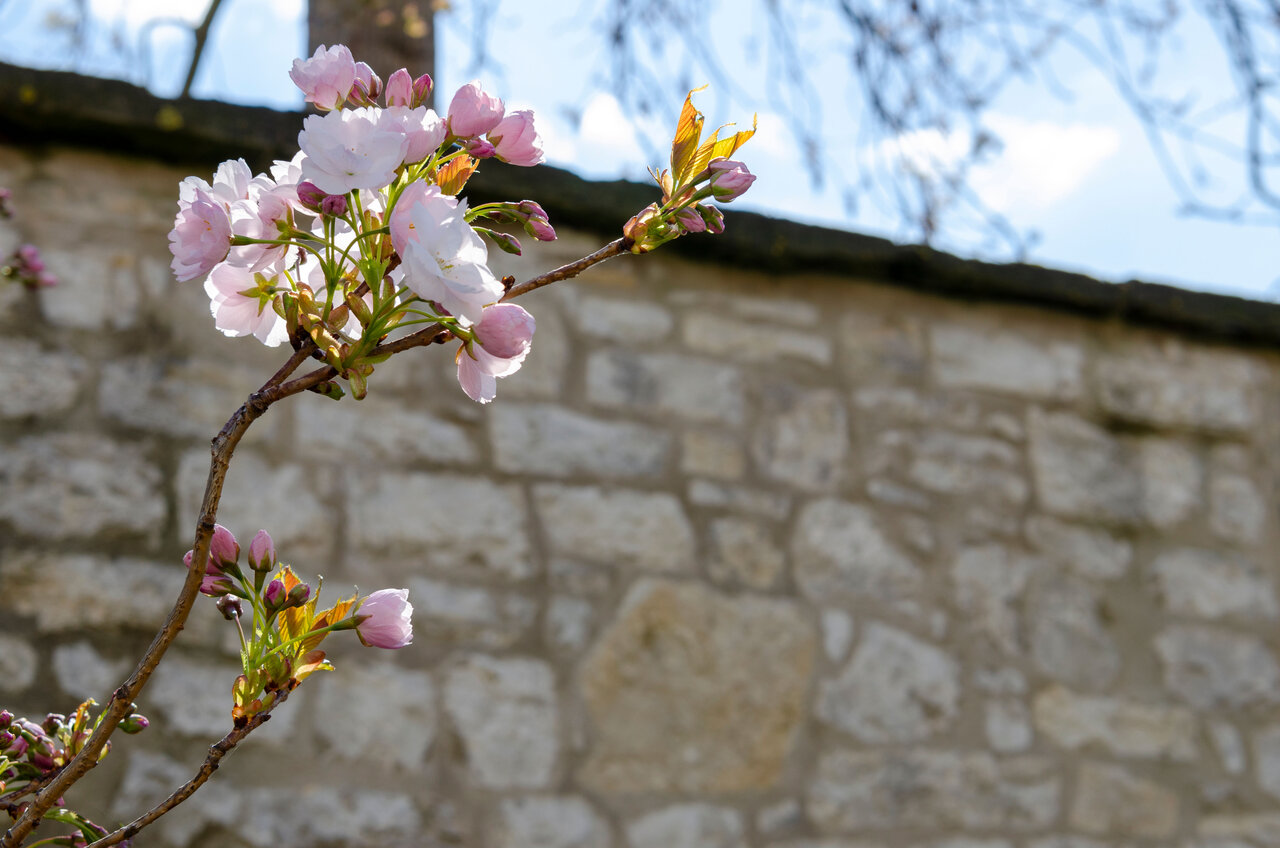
[216,593,243,620]
[320,194,348,217]
[119,714,149,734]
[385,68,413,107]
[247,529,277,572]
[287,583,311,608]
[296,181,326,211]
[263,578,286,611]
[466,137,496,159]
[412,73,433,107]
[0,710,12,730]
[697,203,725,234]
[42,714,64,734]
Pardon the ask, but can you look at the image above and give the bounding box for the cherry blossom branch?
[82,690,291,848]
[3,233,630,848]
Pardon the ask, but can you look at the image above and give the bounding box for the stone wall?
[3,129,1280,847]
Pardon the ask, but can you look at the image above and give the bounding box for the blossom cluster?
[1,244,56,290]
[185,525,413,724]
[168,45,548,402]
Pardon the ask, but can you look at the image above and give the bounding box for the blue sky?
[1,0,1277,299]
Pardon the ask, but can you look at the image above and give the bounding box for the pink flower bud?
[708,158,755,202]
[296,181,327,211]
[321,194,349,217]
[466,137,496,159]
[675,207,706,233]
[119,714,149,734]
[698,204,725,234]
[385,68,413,106]
[349,61,382,104]
[355,588,414,649]
[287,583,311,608]
[264,578,286,610]
[412,73,434,108]
[447,81,504,138]
[247,529,277,572]
[216,594,242,620]
[209,524,240,568]
[487,110,544,167]
[475,302,536,359]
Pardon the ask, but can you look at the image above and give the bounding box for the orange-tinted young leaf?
[294,649,332,682]
[688,115,758,181]
[670,86,708,187]
[298,593,357,655]
[437,155,478,196]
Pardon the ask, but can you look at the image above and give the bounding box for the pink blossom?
[203,262,290,347]
[385,68,413,106]
[708,158,756,202]
[210,523,240,567]
[389,182,503,324]
[447,81,504,138]
[350,61,382,103]
[488,110,544,166]
[412,73,433,107]
[377,106,447,165]
[456,302,536,403]
[169,186,233,281]
[356,588,414,649]
[289,44,356,110]
[298,106,408,195]
[675,207,706,233]
[228,186,295,272]
[263,578,286,610]
[247,529,276,572]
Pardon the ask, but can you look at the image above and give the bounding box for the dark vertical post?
[307,0,435,82]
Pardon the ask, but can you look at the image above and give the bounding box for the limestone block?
[820,609,855,663]
[0,553,179,632]
[684,311,831,365]
[312,663,436,771]
[756,798,804,837]
[499,301,571,399]
[1024,516,1131,580]
[905,430,1028,505]
[681,429,746,480]
[751,385,848,491]
[545,595,595,655]
[1028,411,1201,527]
[0,633,36,694]
[586,348,744,425]
[951,545,1037,654]
[535,484,695,573]
[490,404,671,478]
[808,749,1060,831]
[579,579,816,793]
[574,294,674,343]
[0,433,164,541]
[1254,724,1280,799]
[1032,685,1197,760]
[491,796,611,848]
[687,480,791,519]
[52,641,129,700]
[1208,448,1267,545]
[792,498,921,607]
[1208,719,1247,775]
[1200,814,1280,847]
[407,577,538,649]
[706,517,785,590]
[1150,548,1278,621]
[0,339,83,419]
[1155,625,1280,709]
[985,697,1033,753]
[817,622,960,743]
[100,356,271,440]
[840,308,927,377]
[1096,338,1261,433]
[293,392,478,465]
[348,471,532,580]
[1026,576,1120,690]
[1068,762,1179,838]
[853,386,980,428]
[931,322,1083,399]
[182,447,331,557]
[38,244,144,330]
[626,804,744,848]
[443,654,559,788]
[719,291,822,326]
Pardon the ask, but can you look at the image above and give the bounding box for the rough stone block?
[52,641,129,700]
[905,430,1027,505]
[1155,625,1280,709]
[1150,548,1277,621]
[100,356,271,440]
[752,385,848,491]
[985,697,1033,753]
[491,796,611,848]
[0,553,179,633]
[1024,516,1131,580]
[1208,719,1247,775]
[293,392,478,465]
[1096,339,1262,434]
[687,480,791,519]
[574,294,674,343]
[535,484,694,573]
[149,652,297,740]
[808,749,1060,831]
[707,517,785,590]
[444,654,559,788]
[312,663,435,771]
[792,499,921,607]
[0,339,83,419]
[0,433,164,542]
[840,308,927,378]
[490,404,671,478]
[579,579,815,793]
[684,311,831,364]
[38,244,145,330]
[681,429,747,480]
[818,622,959,743]
[1026,576,1120,690]
[407,577,537,649]
[1032,685,1197,760]
[931,322,1083,399]
[348,471,532,580]
[951,545,1038,654]
[626,804,744,848]
[0,633,37,694]
[1068,762,1178,838]
[1209,447,1267,545]
[586,348,744,425]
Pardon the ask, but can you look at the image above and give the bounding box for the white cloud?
[972,116,1120,213]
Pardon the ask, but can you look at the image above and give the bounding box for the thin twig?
[83,690,291,848]
[503,238,630,300]
[180,0,225,99]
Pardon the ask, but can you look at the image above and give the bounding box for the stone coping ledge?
[2,61,1278,346]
